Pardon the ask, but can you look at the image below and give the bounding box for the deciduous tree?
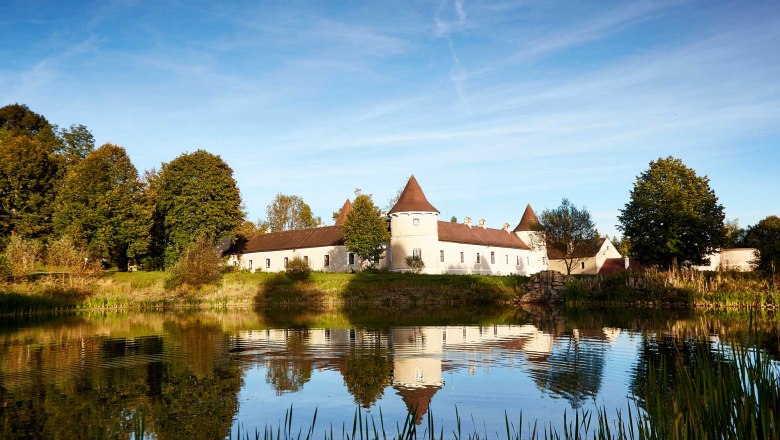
[0,135,61,238]
[743,216,780,275]
[151,150,243,267]
[342,194,390,268]
[618,156,725,268]
[532,198,600,275]
[53,144,150,270]
[57,123,95,167]
[262,194,319,232]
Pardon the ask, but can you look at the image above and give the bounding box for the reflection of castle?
[231,324,622,422]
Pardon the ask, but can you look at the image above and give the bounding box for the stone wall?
[518,270,567,304]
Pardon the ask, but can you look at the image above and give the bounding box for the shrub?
[3,235,43,281]
[169,236,223,288]
[285,256,311,281]
[405,255,425,273]
[46,235,96,282]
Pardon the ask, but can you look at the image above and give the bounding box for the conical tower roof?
[388,175,439,214]
[513,204,539,232]
[334,199,352,226]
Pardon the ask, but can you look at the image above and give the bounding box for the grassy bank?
[564,268,780,309]
[0,271,526,314]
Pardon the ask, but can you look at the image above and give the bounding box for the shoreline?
[1,271,777,315]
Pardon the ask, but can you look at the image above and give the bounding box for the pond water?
[0,305,778,438]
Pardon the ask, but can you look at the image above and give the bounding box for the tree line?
[0,104,243,274]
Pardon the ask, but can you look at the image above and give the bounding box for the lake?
[1,305,777,438]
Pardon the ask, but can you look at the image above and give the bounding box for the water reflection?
[0,307,777,436]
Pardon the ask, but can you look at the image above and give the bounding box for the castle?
[227,176,548,275]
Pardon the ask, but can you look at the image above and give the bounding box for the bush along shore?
[564,267,779,309]
[1,267,778,315]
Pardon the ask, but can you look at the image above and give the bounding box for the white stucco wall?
[389,211,440,274]
[694,248,758,272]
[228,245,388,273]
[548,239,621,275]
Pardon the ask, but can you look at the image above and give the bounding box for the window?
[303,256,308,264]
[517,256,520,265]
[413,218,420,226]
[506,255,509,264]
[413,248,422,258]
[248,260,253,270]
[543,257,547,265]
[490,252,495,264]
[284,257,289,267]
[440,250,444,262]
[348,253,355,265]
[460,252,464,263]
[476,253,481,263]
[581,261,585,270]
[265,259,270,268]
[324,255,330,267]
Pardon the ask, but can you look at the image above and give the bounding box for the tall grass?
[226,340,778,440]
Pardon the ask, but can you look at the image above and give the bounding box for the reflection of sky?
[231,325,647,433]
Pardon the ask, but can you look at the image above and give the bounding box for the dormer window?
[413,218,420,226]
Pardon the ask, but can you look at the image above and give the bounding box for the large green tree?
[261,193,319,232]
[743,216,780,275]
[618,156,726,268]
[0,135,61,238]
[0,103,59,147]
[151,150,243,267]
[342,194,390,267]
[53,143,150,270]
[533,198,600,275]
[57,123,95,167]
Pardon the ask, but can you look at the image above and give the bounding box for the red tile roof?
[395,386,440,425]
[598,257,626,274]
[547,238,607,259]
[240,226,345,253]
[388,175,439,214]
[513,204,539,232]
[438,221,530,250]
[334,199,352,226]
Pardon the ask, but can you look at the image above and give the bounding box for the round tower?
[388,176,440,273]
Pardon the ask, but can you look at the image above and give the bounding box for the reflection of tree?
[0,317,243,439]
[528,336,605,408]
[340,340,392,408]
[265,329,313,395]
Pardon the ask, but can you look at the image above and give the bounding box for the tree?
[3,235,43,280]
[53,144,151,271]
[618,156,726,268]
[342,194,390,268]
[450,215,457,223]
[532,198,600,275]
[0,103,59,147]
[169,235,223,287]
[743,216,780,275]
[0,135,61,238]
[723,219,746,248]
[151,150,243,267]
[46,235,93,282]
[57,124,95,167]
[262,194,319,232]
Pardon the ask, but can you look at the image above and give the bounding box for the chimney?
[624,256,630,269]
[502,223,511,232]
[464,216,472,228]
[478,219,486,229]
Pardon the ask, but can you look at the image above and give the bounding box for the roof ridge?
[388,175,439,214]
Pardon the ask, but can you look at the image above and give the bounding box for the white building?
[547,237,624,275]
[227,176,548,276]
[693,248,759,272]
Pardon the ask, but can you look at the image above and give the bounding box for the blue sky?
[2,0,778,236]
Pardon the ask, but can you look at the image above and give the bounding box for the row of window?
[245,253,356,270]
[412,249,547,265]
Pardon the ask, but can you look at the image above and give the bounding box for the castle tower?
[513,204,548,273]
[388,176,440,273]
